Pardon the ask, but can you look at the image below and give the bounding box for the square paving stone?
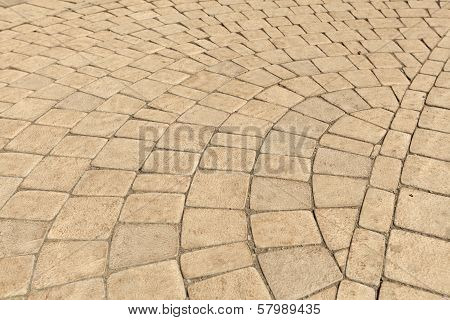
[250,176,312,211]
[156,123,214,152]
[337,280,375,300]
[109,224,178,269]
[313,148,372,178]
[48,197,123,240]
[274,111,329,139]
[313,175,367,207]
[200,146,256,172]
[51,135,107,158]
[0,220,47,258]
[329,115,386,144]
[0,255,34,298]
[0,152,42,177]
[315,208,359,250]
[254,154,311,181]
[36,109,86,128]
[188,267,271,300]
[410,128,450,161]
[73,170,135,196]
[143,149,200,175]
[115,119,167,141]
[261,130,316,158]
[187,170,250,209]
[29,278,105,300]
[258,246,342,299]
[33,241,108,289]
[132,174,190,193]
[71,111,128,138]
[359,188,395,233]
[0,118,29,139]
[108,261,185,300]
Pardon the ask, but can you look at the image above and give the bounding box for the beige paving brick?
[313,175,367,207]
[370,156,402,191]
[0,118,29,139]
[109,224,178,269]
[419,106,450,133]
[319,134,373,157]
[29,278,105,300]
[337,280,376,300]
[132,174,190,193]
[356,87,398,111]
[379,281,444,300]
[293,97,344,123]
[315,208,358,251]
[261,130,316,158]
[178,105,228,127]
[385,230,450,295]
[157,123,214,152]
[200,146,256,172]
[259,246,342,299]
[181,242,253,279]
[81,76,127,99]
[1,98,55,121]
[238,99,287,122]
[188,267,271,300]
[314,148,372,178]
[0,220,47,258]
[108,261,185,300]
[33,241,107,289]
[391,109,420,134]
[199,92,246,113]
[71,111,128,138]
[380,130,411,159]
[275,111,328,139]
[96,94,145,114]
[329,115,386,144]
[220,113,272,137]
[256,85,304,108]
[56,92,104,112]
[360,188,395,233]
[143,149,200,175]
[51,135,107,159]
[251,210,321,248]
[181,208,247,249]
[410,128,450,161]
[0,255,34,299]
[353,108,394,129]
[0,152,42,177]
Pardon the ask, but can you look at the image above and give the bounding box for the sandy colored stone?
[370,156,402,191]
[29,278,105,300]
[188,267,271,300]
[305,286,337,300]
[254,153,310,181]
[379,281,444,300]
[0,118,29,139]
[239,99,287,122]
[36,109,86,128]
[391,109,419,134]
[0,152,42,177]
[97,94,145,114]
[71,111,128,137]
[200,146,256,172]
[51,135,107,158]
[359,188,395,233]
[313,175,367,207]
[33,241,108,289]
[108,260,186,300]
[329,115,386,144]
[261,130,316,158]
[380,130,411,159]
[187,170,250,209]
[274,111,328,139]
[385,229,450,295]
[293,97,344,123]
[109,224,178,269]
[22,156,90,192]
[353,108,394,129]
[143,149,200,175]
[73,170,135,196]
[401,155,450,195]
[395,188,449,239]
[410,128,450,161]
[181,208,247,249]
[211,132,262,150]
[0,220,47,258]
[0,255,34,298]
[315,208,358,251]
[120,193,185,224]
[337,280,376,300]
[156,123,214,152]
[220,113,271,138]
[419,107,450,133]
[259,246,342,299]
[181,242,253,279]
[251,176,312,210]
[346,228,385,286]
[178,105,229,127]
[313,148,372,178]
[48,197,123,240]
[319,134,373,157]
[132,174,190,193]
[251,210,321,248]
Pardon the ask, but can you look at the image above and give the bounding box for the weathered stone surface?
[0,220,47,258]
[337,280,376,300]
[379,281,444,300]
[0,255,34,298]
[29,279,106,300]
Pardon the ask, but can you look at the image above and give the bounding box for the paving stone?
[0,220,47,258]
[120,193,185,224]
[51,135,107,159]
[220,113,271,138]
[132,174,190,193]
[29,278,105,300]
[200,146,256,172]
[379,281,444,300]
[391,109,420,134]
[199,92,246,113]
[157,123,214,152]
[293,97,344,123]
[108,260,186,300]
[385,229,450,295]
[259,246,342,299]
[48,197,122,240]
[33,241,108,289]
[110,224,178,269]
[313,175,367,207]
[73,170,135,196]
[56,92,105,112]
[313,148,372,178]
[2,98,55,121]
[419,107,450,133]
[0,152,42,177]
[181,242,253,279]
[353,108,394,129]
[181,208,247,249]
[254,153,310,181]
[401,155,450,195]
[115,120,167,141]
[315,208,358,251]
[329,116,386,144]
[0,255,34,299]
[410,128,450,161]
[359,188,395,233]
[178,105,229,127]
[261,130,316,158]
[238,100,287,122]
[250,176,312,211]
[322,89,371,113]
[380,130,411,159]
[337,280,376,300]
[256,85,304,108]
[305,286,337,300]
[71,111,128,138]
[0,118,29,139]
[251,210,321,248]
[346,228,385,286]
[22,156,90,192]
[188,267,271,300]
[143,149,200,175]
[274,111,329,139]
[187,170,250,209]
[370,156,402,191]
[395,188,449,239]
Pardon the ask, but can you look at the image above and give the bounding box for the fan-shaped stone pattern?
[0,0,448,300]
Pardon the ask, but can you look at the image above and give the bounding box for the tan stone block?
[143,149,200,175]
[81,76,127,99]
[0,255,34,298]
[275,111,329,139]
[313,148,372,178]
[251,210,321,248]
[211,132,262,150]
[313,175,367,207]
[353,108,394,129]
[401,155,450,194]
[380,130,411,159]
[31,83,75,100]
[306,286,337,300]
[200,146,256,172]
[256,85,304,108]
[0,118,29,139]
[261,130,316,158]
[33,241,108,289]
[329,115,386,144]
[132,174,190,193]
[108,260,185,299]
[188,267,271,300]
[316,208,358,250]
[36,109,86,128]
[323,89,371,113]
[199,92,246,113]
[379,281,443,300]
[259,246,342,299]
[370,156,402,191]
[0,152,42,177]
[238,100,287,122]
[71,111,128,137]
[319,134,373,157]
[254,153,310,181]
[2,98,55,121]
[220,113,272,138]
[6,125,67,155]
[293,97,344,123]
[419,106,450,133]
[73,170,135,197]
[22,156,90,192]
[109,224,178,269]
[187,170,250,209]
[56,92,105,112]
[395,188,449,239]
[48,197,122,240]
[346,228,385,286]
[181,242,253,279]
[157,123,214,152]
[337,280,376,300]
[401,90,426,110]
[391,109,419,134]
[0,220,47,258]
[281,76,325,97]
[134,108,177,124]
[250,176,312,210]
[410,128,450,161]
[181,208,247,249]
[51,135,107,158]
[218,79,262,99]
[385,229,450,295]
[96,94,145,115]
[178,105,229,127]
[29,278,105,300]
[359,188,395,233]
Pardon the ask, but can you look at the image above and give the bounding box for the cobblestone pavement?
[0,0,449,300]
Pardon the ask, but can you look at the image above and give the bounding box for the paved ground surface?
[0,0,449,300]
